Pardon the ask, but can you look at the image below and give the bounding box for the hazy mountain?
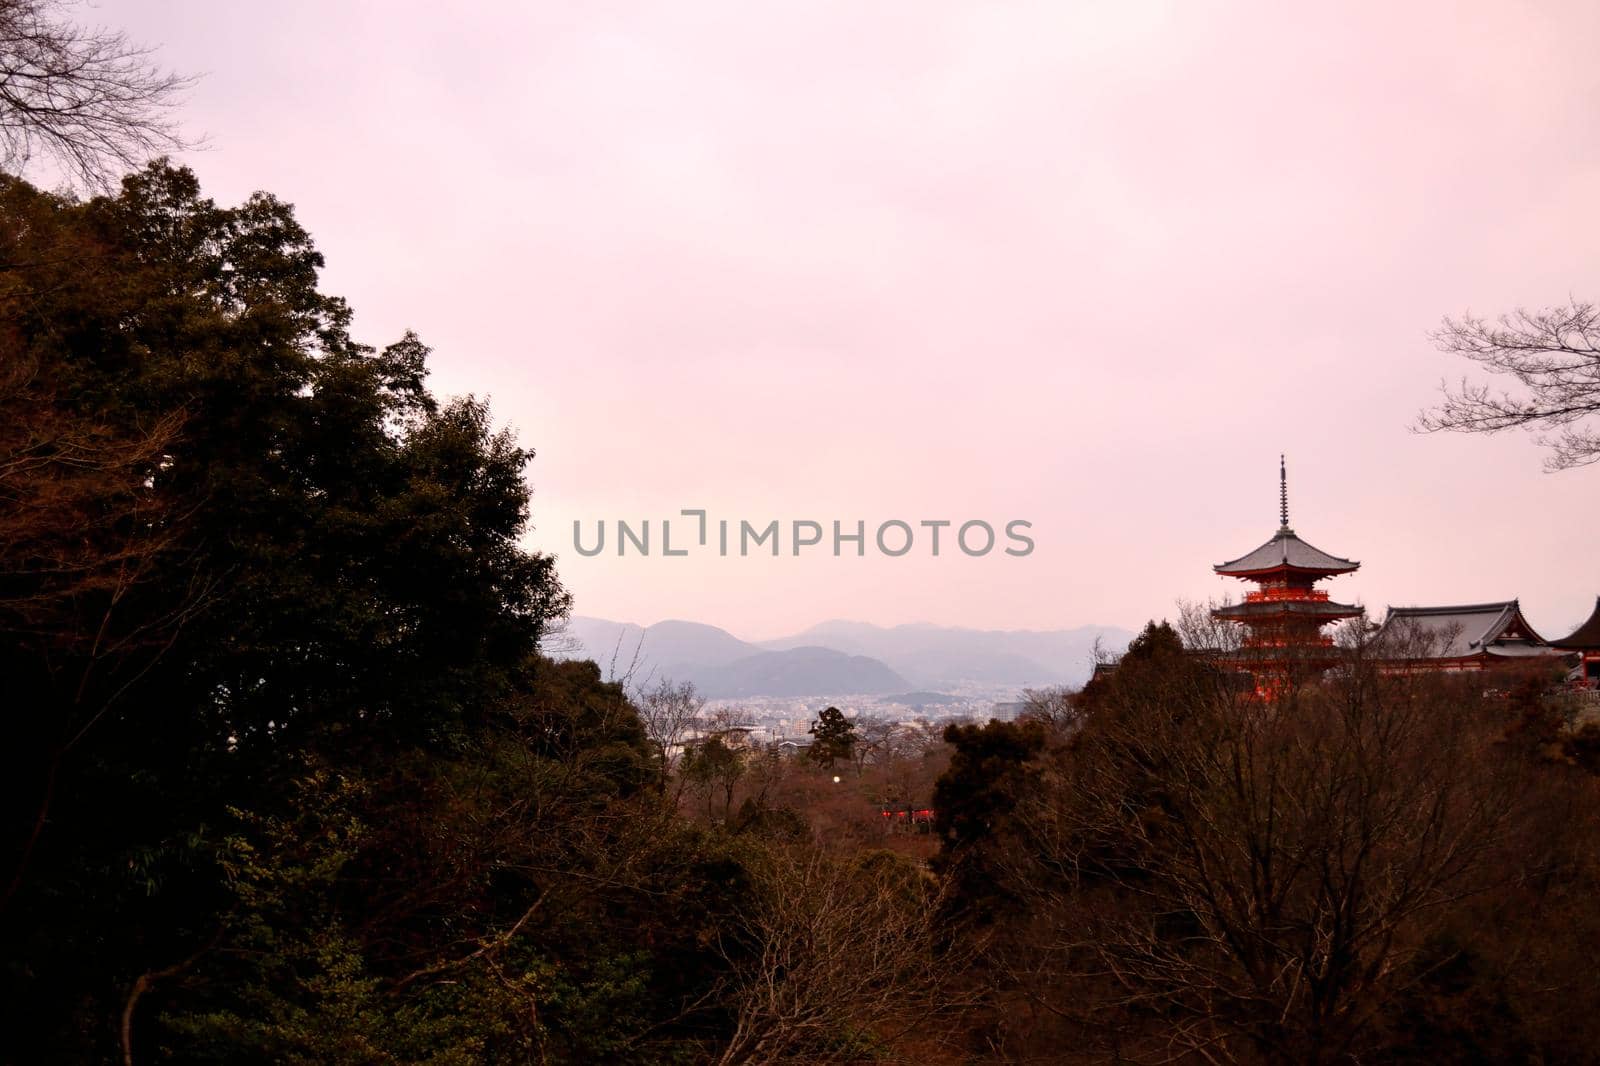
[759,620,1133,688]
[696,647,908,699]
[554,615,1133,695]
[560,617,754,677]
[552,617,910,698]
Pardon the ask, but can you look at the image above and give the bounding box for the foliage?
[930,718,1048,918]
[806,706,855,769]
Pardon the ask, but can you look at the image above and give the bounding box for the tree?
[713,846,968,1064]
[0,0,195,188]
[635,677,704,793]
[806,706,855,769]
[993,649,1545,1064]
[0,285,198,912]
[683,734,746,820]
[1418,299,1600,470]
[1018,686,1078,734]
[153,659,735,1065]
[934,720,1048,855]
[0,163,573,1058]
[931,718,1049,917]
[847,714,897,775]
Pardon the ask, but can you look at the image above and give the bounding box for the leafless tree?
[713,846,971,1064]
[704,702,756,737]
[847,714,896,775]
[1418,299,1600,470]
[1019,686,1079,734]
[1174,597,1244,655]
[1000,649,1537,1064]
[534,616,584,660]
[0,0,196,188]
[635,677,703,791]
[679,705,758,819]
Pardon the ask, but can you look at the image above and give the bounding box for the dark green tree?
[0,162,576,1059]
[806,706,855,769]
[930,718,1049,917]
[933,719,1049,854]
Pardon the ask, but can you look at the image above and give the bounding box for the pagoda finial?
[1278,454,1290,531]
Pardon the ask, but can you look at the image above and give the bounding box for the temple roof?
[1375,600,1558,659]
[1215,528,1360,576]
[1553,597,1600,650]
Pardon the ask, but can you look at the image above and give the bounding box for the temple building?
[1553,598,1600,687]
[1372,600,1568,671]
[1211,458,1362,694]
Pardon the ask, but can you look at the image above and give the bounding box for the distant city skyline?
[113,0,1600,639]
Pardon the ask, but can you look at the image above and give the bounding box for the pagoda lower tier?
[1212,597,1363,673]
[1212,596,1363,630]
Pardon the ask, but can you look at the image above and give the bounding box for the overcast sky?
[108,0,1600,639]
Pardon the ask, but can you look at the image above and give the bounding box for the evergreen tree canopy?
[807,705,856,768]
[0,163,600,1058]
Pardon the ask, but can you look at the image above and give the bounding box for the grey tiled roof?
[1553,598,1600,650]
[1485,644,1569,659]
[1375,600,1557,659]
[1215,528,1360,575]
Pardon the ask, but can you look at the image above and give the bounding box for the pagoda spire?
[1278,454,1290,532]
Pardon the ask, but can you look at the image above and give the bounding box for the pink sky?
[109,0,1600,640]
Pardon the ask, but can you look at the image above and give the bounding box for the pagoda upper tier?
[1214,527,1360,580]
[1214,455,1358,586]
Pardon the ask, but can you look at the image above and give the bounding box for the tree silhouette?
[807,706,855,769]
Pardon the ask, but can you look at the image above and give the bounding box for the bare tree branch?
[714,846,976,1064]
[0,0,197,189]
[1417,299,1600,470]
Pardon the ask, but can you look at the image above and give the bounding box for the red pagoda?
[1212,458,1361,694]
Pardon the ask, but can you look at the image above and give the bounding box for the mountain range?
[552,616,1132,699]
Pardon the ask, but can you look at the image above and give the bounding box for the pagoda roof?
[1553,597,1600,650]
[1215,527,1360,577]
[1213,598,1362,620]
[1375,600,1558,660]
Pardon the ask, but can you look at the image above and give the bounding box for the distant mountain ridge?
[761,619,1131,687]
[553,616,1132,698]
[554,617,908,698]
